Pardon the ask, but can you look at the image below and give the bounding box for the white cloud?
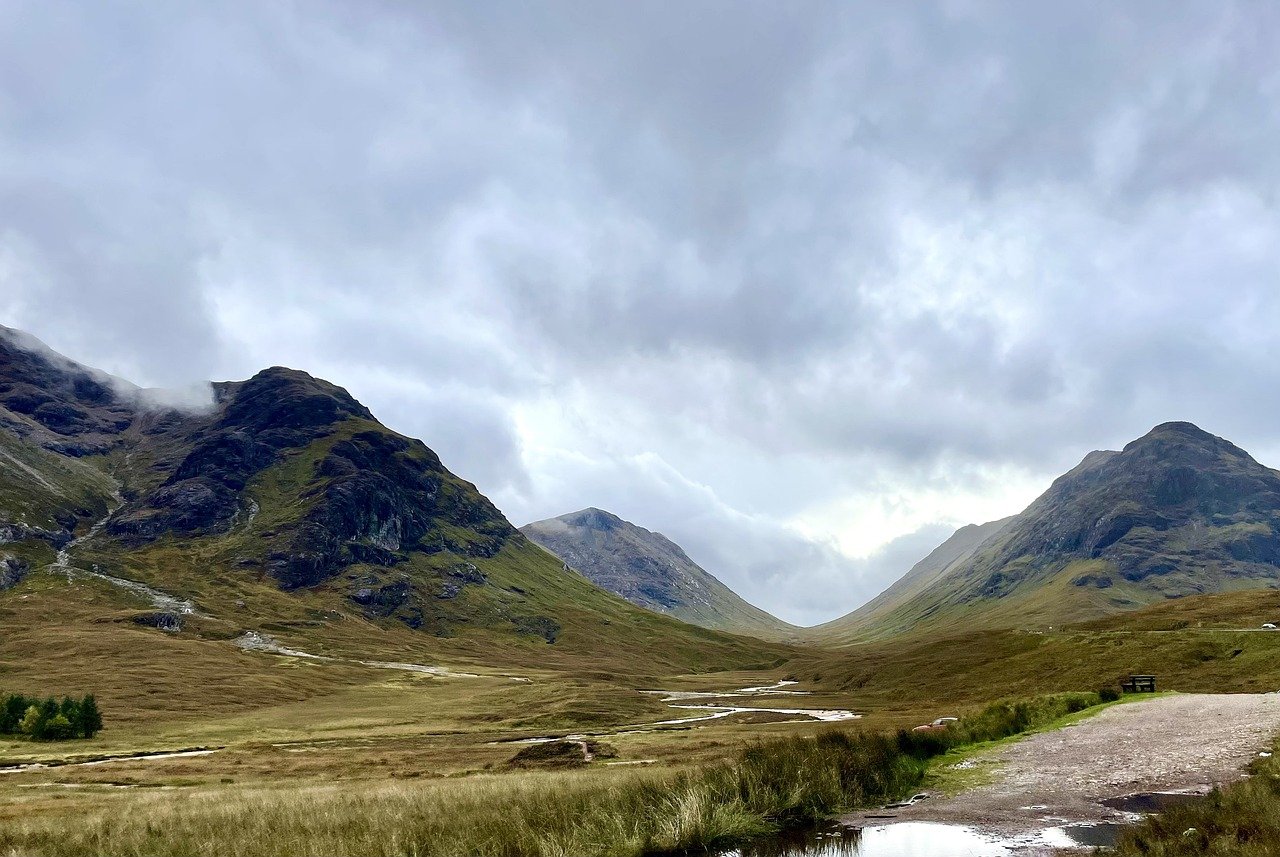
[4,2,1280,623]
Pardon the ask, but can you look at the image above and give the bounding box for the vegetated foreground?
[0,694,1103,857]
[859,693,1280,837]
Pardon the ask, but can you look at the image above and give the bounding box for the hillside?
[521,508,797,639]
[816,422,1280,642]
[0,325,787,725]
[807,517,1013,643]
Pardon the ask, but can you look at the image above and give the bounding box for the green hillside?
[0,327,788,737]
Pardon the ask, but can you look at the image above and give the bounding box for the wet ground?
[836,693,1280,853]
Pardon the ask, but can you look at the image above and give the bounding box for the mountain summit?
[0,326,778,671]
[816,421,1280,641]
[521,508,797,639]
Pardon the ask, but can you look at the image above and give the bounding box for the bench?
[1120,674,1156,693]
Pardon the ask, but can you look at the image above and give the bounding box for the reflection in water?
[720,820,1125,856]
[1100,792,1203,814]
[721,822,1016,857]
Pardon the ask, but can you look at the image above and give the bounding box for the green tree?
[37,713,75,741]
[78,695,103,738]
[18,704,41,736]
[59,696,77,720]
[1,694,29,734]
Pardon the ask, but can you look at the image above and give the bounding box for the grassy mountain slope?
[792,587,1280,720]
[817,422,1280,643]
[521,508,798,640]
[0,327,789,734]
[808,516,1013,644]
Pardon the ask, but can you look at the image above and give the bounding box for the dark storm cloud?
[4,1,1280,622]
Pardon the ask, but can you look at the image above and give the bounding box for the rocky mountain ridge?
[0,325,780,668]
[816,421,1280,641]
[522,507,797,639]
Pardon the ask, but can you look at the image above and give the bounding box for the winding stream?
[48,496,201,616]
[234,631,486,679]
[0,748,222,775]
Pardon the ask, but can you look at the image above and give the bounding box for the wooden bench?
[1121,674,1156,693]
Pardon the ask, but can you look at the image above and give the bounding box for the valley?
[7,326,1280,855]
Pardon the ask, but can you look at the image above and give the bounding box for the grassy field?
[8,548,1280,856]
[0,695,1103,857]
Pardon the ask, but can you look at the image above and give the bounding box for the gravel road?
[845,694,1280,837]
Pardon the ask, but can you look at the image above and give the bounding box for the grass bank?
[1116,736,1280,856]
[0,693,1103,857]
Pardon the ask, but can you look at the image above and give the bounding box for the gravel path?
[845,694,1280,838]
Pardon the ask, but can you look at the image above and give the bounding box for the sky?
[4,2,1280,625]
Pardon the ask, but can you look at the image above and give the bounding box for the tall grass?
[1116,740,1280,856]
[0,693,1102,857]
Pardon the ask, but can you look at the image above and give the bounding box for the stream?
[48,496,200,616]
[0,748,222,775]
[642,680,858,725]
[499,680,861,745]
[234,631,489,679]
[46,503,485,679]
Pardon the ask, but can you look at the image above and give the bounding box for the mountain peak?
[823,421,1280,640]
[214,366,374,433]
[522,508,796,637]
[1122,420,1253,462]
[563,507,625,531]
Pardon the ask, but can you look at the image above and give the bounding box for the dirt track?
[846,694,1280,836]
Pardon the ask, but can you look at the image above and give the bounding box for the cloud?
[3,2,1280,622]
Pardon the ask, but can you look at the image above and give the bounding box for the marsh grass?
[0,693,1101,857]
[1116,739,1280,856]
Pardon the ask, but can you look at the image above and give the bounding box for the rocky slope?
[0,325,781,670]
[817,422,1280,641]
[522,508,797,639]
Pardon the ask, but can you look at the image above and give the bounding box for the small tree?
[0,694,29,734]
[78,695,103,738]
[18,705,41,736]
[36,714,75,741]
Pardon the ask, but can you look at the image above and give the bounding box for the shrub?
[0,692,104,739]
[35,714,76,741]
[1098,686,1121,703]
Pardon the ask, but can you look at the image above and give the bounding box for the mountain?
[816,421,1280,642]
[521,508,798,639]
[0,325,782,678]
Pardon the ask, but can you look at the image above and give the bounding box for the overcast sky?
[4,2,1280,624]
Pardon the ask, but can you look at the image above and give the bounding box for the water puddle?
[718,822,1040,856]
[717,821,1127,856]
[1053,823,1124,847]
[715,788,1212,855]
[1100,791,1204,814]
